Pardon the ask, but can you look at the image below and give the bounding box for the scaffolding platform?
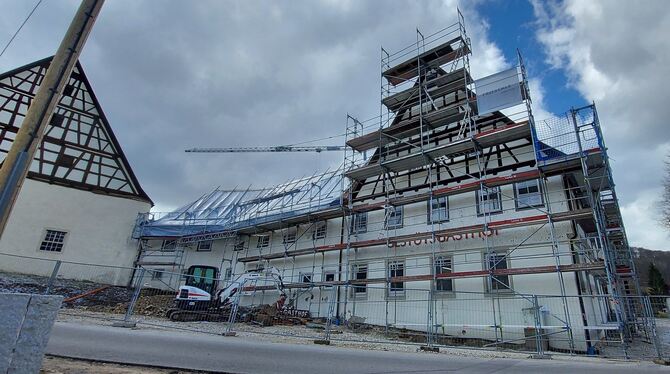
[345,121,530,181]
[382,36,470,86]
[237,208,592,263]
[381,67,472,111]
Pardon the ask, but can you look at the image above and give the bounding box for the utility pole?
[0,0,104,237]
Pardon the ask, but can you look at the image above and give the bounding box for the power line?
[0,0,44,58]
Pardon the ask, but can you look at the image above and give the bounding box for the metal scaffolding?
[135,10,656,357]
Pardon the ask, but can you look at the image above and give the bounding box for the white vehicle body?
[176,267,284,307]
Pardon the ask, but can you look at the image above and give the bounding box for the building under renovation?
[0,57,153,285]
[136,14,648,354]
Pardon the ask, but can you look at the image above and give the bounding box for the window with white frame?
[39,229,67,252]
[234,239,245,251]
[323,271,335,287]
[476,187,502,215]
[300,272,313,285]
[161,239,177,251]
[151,269,164,280]
[485,252,511,292]
[313,221,327,240]
[429,196,449,223]
[350,212,368,234]
[196,240,212,252]
[385,206,403,230]
[515,179,543,209]
[224,268,232,281]
[283,228,297,244]
[256,234,270,248]
[388,260,405,297]
[352,264,368,296]
[434,256,453,292]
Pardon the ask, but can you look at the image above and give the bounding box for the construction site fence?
[0,251,665,361]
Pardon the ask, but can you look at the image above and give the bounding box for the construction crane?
[185,145,345,153]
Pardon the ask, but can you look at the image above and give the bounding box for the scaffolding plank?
[247,262,606,290]
[237,208,593,263]
[381,68,472,111]
[346,98,470,153]
[474,121,530,148]
[345,121,531,180]
[383,37,469,86]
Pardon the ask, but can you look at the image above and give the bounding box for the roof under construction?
[139,168,343,238]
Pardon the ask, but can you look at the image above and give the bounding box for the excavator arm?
[218,267,285,306]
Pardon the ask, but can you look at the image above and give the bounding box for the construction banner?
[475,67,524,115]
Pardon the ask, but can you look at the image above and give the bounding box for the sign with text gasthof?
[475,68,524,115]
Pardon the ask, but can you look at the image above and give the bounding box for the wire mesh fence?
[0,251,667,361]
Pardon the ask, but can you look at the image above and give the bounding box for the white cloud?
[0,1,513,212]
[533,0,670,250]
[620,188,668,250]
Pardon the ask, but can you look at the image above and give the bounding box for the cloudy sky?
[0,0,668,250]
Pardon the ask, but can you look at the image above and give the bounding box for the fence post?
[420,288,439,352]
[44,260,61,295]
[533,295,545,358]
[643,296,664,361]
[316,285,338,345]
[113,267,145,328]
[224,280,243,336]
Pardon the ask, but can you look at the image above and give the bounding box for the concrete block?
[112,321,137,328]
[0,293,62,374]
[0,294,31,373]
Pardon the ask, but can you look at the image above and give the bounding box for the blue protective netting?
[533,106,603,162]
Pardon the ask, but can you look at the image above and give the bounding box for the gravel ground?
[41,355,204,373]
[0,271,134,308]
[596,318,670,359]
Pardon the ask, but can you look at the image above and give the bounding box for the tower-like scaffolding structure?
[340,11,649,354]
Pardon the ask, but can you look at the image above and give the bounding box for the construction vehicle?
[166,265,286,321]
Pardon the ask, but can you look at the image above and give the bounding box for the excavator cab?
[174,265,220,310]
[184,265,219,295]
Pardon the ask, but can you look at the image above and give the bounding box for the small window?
[486,252,511,292]
[151,269,165,280]
[197,240,212,252]
[256,235,270,248]
[476,187,502,215]
[49,113,65,127]
[352,264,367,295]
[300,272,313,284]
[385,206,403,230]
[324,272,335,283]
[429,196,449,223]
[434,256,453,292]
[313,221,327,240]
[161,239,177,251]
[515,179,543,209]
[388,261,405,297]
[350,212,368,234]
[234,239,245,251]
[283,229,297,244]
[62,84,75,97]
[55,153,76,168]
[224,268,232,281]
[39,229,66,252]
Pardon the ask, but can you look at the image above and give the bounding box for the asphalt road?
[46,322,667,374]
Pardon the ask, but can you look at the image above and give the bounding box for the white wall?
[0,179,150,286]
